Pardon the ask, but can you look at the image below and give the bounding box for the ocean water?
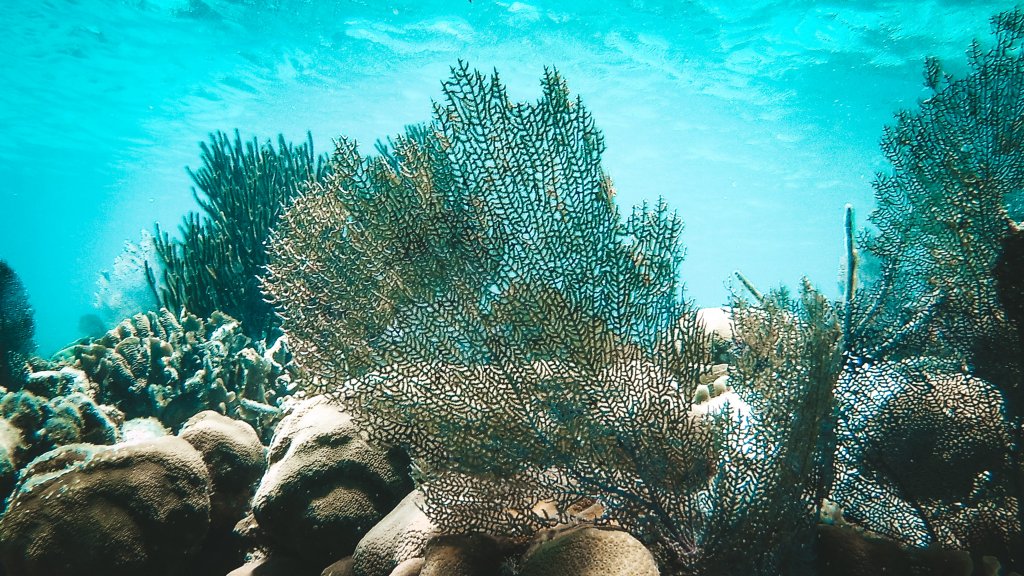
[0,0,1012,355]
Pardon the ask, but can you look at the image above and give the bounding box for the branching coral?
[69,308,297,439]
[146,131,330,339]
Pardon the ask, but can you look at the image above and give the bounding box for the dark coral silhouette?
[0,261,34,392]
[147,131,330,339]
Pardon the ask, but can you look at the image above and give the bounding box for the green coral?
[147,131,330,339]
[0,261,34,391]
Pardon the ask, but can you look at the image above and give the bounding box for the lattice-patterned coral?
[265,63,716,568]
[833,9,1024,570]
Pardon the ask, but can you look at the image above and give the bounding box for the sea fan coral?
[265,63,718,567]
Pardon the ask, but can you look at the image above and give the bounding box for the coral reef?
[6,8,1024,576]
[146,131,330,339]
[0,261,34,391]
[69,308,296,438]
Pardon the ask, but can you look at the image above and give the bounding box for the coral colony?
[2,8,1024,576]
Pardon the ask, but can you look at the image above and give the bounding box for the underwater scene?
[3,0,1024,574]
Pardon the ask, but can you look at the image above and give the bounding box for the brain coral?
[0,436,211,576]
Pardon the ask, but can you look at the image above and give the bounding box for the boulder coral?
[417,533,517,576]
[517,526,660,576]
[179,410,266,532]
[0,436,211,576]
[252,397,412,570]
[350,490,438,576]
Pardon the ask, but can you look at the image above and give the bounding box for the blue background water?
[0,0,1012,355]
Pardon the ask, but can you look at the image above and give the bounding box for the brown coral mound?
[0,436,211,576]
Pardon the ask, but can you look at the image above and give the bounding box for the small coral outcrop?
[350,489,438,576]
[0,436,211,576]
[0,368,119,466]
[70,308,296,438]
[517,527,661,576]
[179,410,266,532]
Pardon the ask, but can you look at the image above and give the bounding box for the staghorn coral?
[69,308,297,438]
[147,131,330,339]
[265,63,717,568]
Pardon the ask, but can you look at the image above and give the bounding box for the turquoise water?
[0,0,1012,354]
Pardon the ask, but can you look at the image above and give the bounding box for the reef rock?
[179,410,266,530]
[252,397,412,570]
[517,526,660,576]
[0,436,211,576]
[418,533,514,576]
[351,490,438,576]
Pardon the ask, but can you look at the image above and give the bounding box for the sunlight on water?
[0,0,1011,353]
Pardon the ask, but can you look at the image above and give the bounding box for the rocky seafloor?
[0,307,1005,576]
